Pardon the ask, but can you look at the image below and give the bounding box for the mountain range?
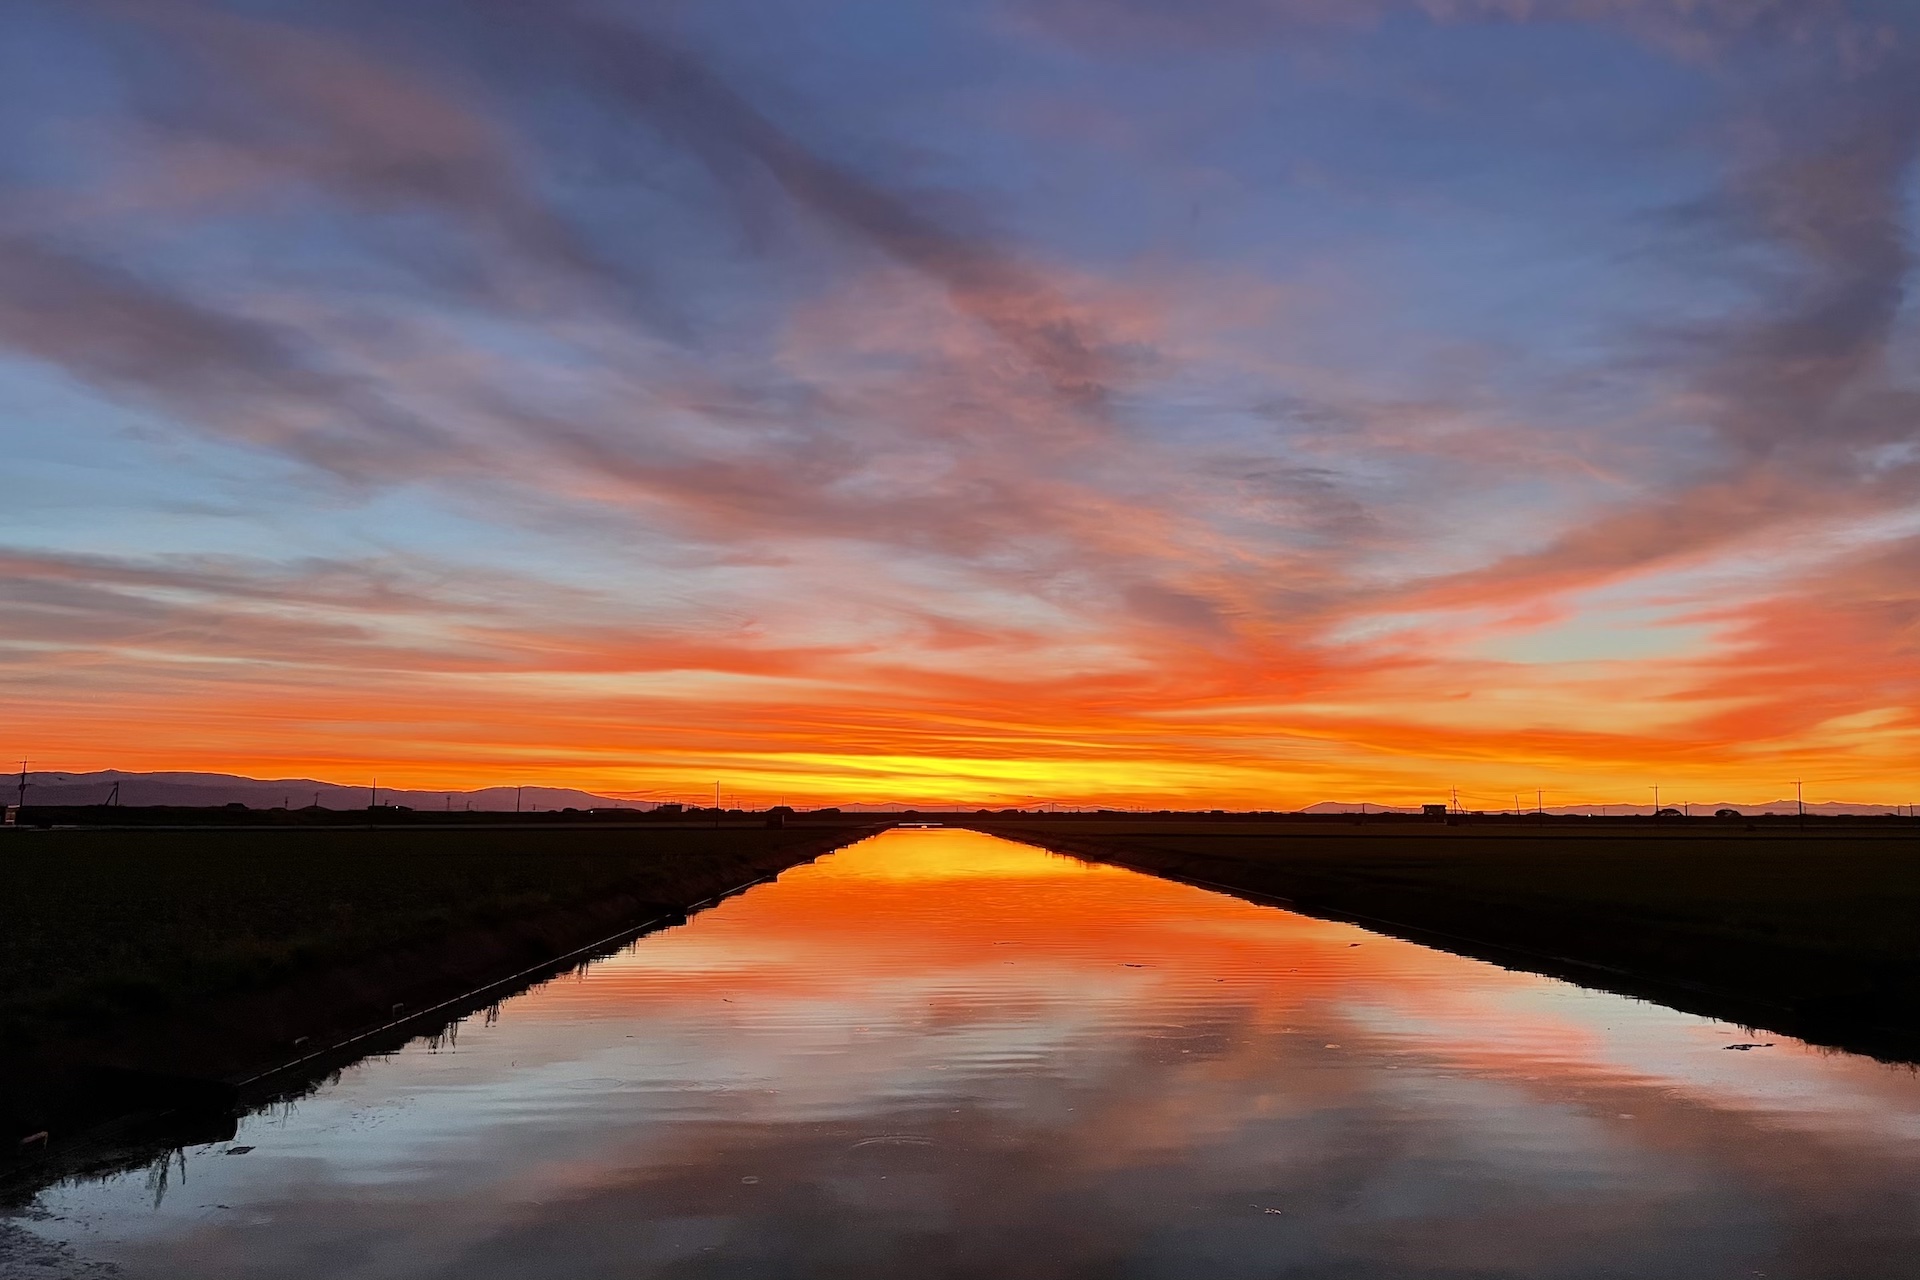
[9,770,647,812]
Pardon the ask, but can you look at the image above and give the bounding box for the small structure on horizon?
[1422,803,1448,817]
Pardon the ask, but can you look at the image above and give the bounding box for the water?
[13,828,1920,1278]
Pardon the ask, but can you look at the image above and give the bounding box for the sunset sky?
[4,0,1918,809]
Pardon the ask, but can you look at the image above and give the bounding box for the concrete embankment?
[964,815,1920,1064]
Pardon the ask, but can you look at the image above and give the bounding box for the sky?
[2,0,1918,810]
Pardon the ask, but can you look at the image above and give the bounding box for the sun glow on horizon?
[2,2,1917,805]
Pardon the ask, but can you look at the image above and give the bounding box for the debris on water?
[1324,1044,1341,1049]
[1724,1043,1775,1051]
[1264,1207,1285,1215]
[1123,963,1147,968]
[1348,943,1362,948]
[740,1175,759,1184]
[225,1147,253,1156]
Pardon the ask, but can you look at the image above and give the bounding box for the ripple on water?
[20,828,1920,1280]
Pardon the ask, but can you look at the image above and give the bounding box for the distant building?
[1423,804,1448,816]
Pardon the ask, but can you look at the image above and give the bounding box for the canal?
[12,827,1920,1278]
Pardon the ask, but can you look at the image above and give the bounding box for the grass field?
[963,814,1920,1061]
[0,816,873,1149]
[1,819,863,1037]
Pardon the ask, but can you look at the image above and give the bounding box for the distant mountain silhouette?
[9,770,650,812]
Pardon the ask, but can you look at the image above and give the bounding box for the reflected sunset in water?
[27,830,1920,1279]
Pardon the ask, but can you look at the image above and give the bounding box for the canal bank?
[1,818,879,1187]
[960,815,1920,1064]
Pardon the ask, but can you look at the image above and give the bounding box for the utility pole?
[371,776,378,809]
[1537,789,1543,816]
[516,785,524,814]
[1651,784,1659,815]
[16,758,26,810]
[715,781,721,828]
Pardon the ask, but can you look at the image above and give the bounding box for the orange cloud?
[3,1,1917,807]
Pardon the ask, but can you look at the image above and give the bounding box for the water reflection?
[15,829,1920,1278]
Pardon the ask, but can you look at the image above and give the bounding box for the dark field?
[961,813,1920,1062]
[0,816,874,1154]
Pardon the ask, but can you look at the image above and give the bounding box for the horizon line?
[9,766,1918,815]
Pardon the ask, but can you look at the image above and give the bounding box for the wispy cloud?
[2,0,1916,803]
